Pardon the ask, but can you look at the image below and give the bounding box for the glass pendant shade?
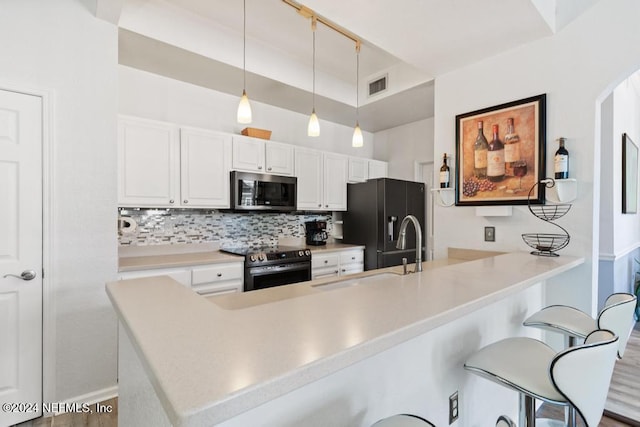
[308,108,320,137]
[237,89,252,124]
[352,122,363,147]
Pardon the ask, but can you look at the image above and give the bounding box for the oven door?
[245,261,311,291]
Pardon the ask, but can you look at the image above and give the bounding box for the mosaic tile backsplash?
[118,210,333,248]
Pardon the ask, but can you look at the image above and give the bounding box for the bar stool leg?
[565,336,578,427]
[519,394,536,427]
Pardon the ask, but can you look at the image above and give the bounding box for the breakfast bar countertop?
[106,252,584,427]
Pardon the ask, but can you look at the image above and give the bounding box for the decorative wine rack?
[522,179,571,257]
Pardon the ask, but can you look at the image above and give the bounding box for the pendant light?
[352,41,363,148]
[307,17,320,137]
[237,0,252,124]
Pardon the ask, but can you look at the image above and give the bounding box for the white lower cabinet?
[118,261,243,296]
[311,249,364,280]
[191,263,243,296]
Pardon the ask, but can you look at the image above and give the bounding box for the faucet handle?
[402,257,408,275]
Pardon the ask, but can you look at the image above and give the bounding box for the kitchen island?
[107,252,583,427]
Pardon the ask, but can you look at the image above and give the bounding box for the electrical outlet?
[449,391,459,424]
[484,226,495,242]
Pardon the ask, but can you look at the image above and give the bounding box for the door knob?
[3,270,36,281]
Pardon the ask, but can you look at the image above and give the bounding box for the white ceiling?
[113,0,599,132]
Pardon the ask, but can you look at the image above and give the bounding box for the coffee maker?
[305,220,328,246]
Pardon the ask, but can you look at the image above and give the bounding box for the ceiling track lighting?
[282,0,363,142]
[237,0,252,124]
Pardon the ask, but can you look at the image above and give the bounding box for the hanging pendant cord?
[312,23,316,109]
[243,0,246,90]
[355,45,360,122]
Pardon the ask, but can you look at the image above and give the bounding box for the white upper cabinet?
[368,159,389,179]
[180,127,232,208]
[118,116,231,208]
[118,116,180,207]
[323,153,348,211]
[348,157,368,183]
[265,141,294,175]
[295,148,347,211]
[232,136,294,176]
[295,147,324,210]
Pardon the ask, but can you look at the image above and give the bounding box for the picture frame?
[455,94,546,206]
[622,132,638,214]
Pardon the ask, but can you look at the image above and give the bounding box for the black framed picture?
[455,94,546,206]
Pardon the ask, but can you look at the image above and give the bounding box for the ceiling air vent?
[368,74,388,97]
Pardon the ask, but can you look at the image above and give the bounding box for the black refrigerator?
[343,178,425,270]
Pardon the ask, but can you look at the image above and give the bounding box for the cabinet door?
[323,153,348,211]
[295,147,324,210]
[180,128,232,208]
[265,141,294,176]
[368,159,388,179]
[118,117,179,207]
[232,135,265,172]
[348,157,368,183]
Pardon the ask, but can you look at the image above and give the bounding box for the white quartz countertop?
[117,243,364,272]
[106,252,583,426]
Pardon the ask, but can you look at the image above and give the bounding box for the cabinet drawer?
[312,267,340,280]
[340,250,364,265]
[193,281,242,297]
[340,264,364,276]
[191,263,243,285]
[312,253,339,269]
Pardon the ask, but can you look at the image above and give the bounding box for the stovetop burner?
[220,245,307,256]
[220,245,312,265]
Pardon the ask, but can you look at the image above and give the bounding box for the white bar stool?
[523,293,636,357]
[464,330,618,427]
[523,293,636,426]
[371,414,434,427]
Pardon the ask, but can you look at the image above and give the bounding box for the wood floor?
[14,325,640,427]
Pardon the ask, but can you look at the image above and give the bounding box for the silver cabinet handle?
[258,166,263,170]
[267,167,272,171]
[169,199,175,204]
[318,204,322,207]
[325,205,329,208]
[3,270,36,281]
[324,260,328,264]
[217,273,222,277]
[183,200,188,204]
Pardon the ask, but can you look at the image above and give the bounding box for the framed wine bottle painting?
[454,94,546,206]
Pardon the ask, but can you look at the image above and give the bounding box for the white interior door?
[0,89,43,425]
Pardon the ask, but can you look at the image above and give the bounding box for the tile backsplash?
[118,210,333,248]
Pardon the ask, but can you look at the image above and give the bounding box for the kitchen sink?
[311,272,401,291]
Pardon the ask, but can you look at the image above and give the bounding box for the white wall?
[373,118,434,181]
[597,74,640,306]
[118,66,375,158]
[0,0,118,403]
[433,0,640,315]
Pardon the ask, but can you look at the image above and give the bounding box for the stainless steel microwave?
[230,171,297,212]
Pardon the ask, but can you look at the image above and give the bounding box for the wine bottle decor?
[521,178,571,256]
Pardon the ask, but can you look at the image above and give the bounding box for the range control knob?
[298,250,304,256]
[304,249,311,256]
[258,253,265,262]
[249,255,257,262]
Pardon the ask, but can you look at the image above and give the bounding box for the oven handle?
[247,262,311,276]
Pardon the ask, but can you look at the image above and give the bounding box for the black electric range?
[220,245,312,291]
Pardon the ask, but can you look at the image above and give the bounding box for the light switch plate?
[484,226,495,242]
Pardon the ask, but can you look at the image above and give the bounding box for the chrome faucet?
[396,214,423,273]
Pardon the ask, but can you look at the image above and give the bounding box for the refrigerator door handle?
[388,216,397,242]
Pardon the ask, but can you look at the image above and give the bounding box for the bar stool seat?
[524,293,636,358]
[465,330,619,427]
[371,414,434,427]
